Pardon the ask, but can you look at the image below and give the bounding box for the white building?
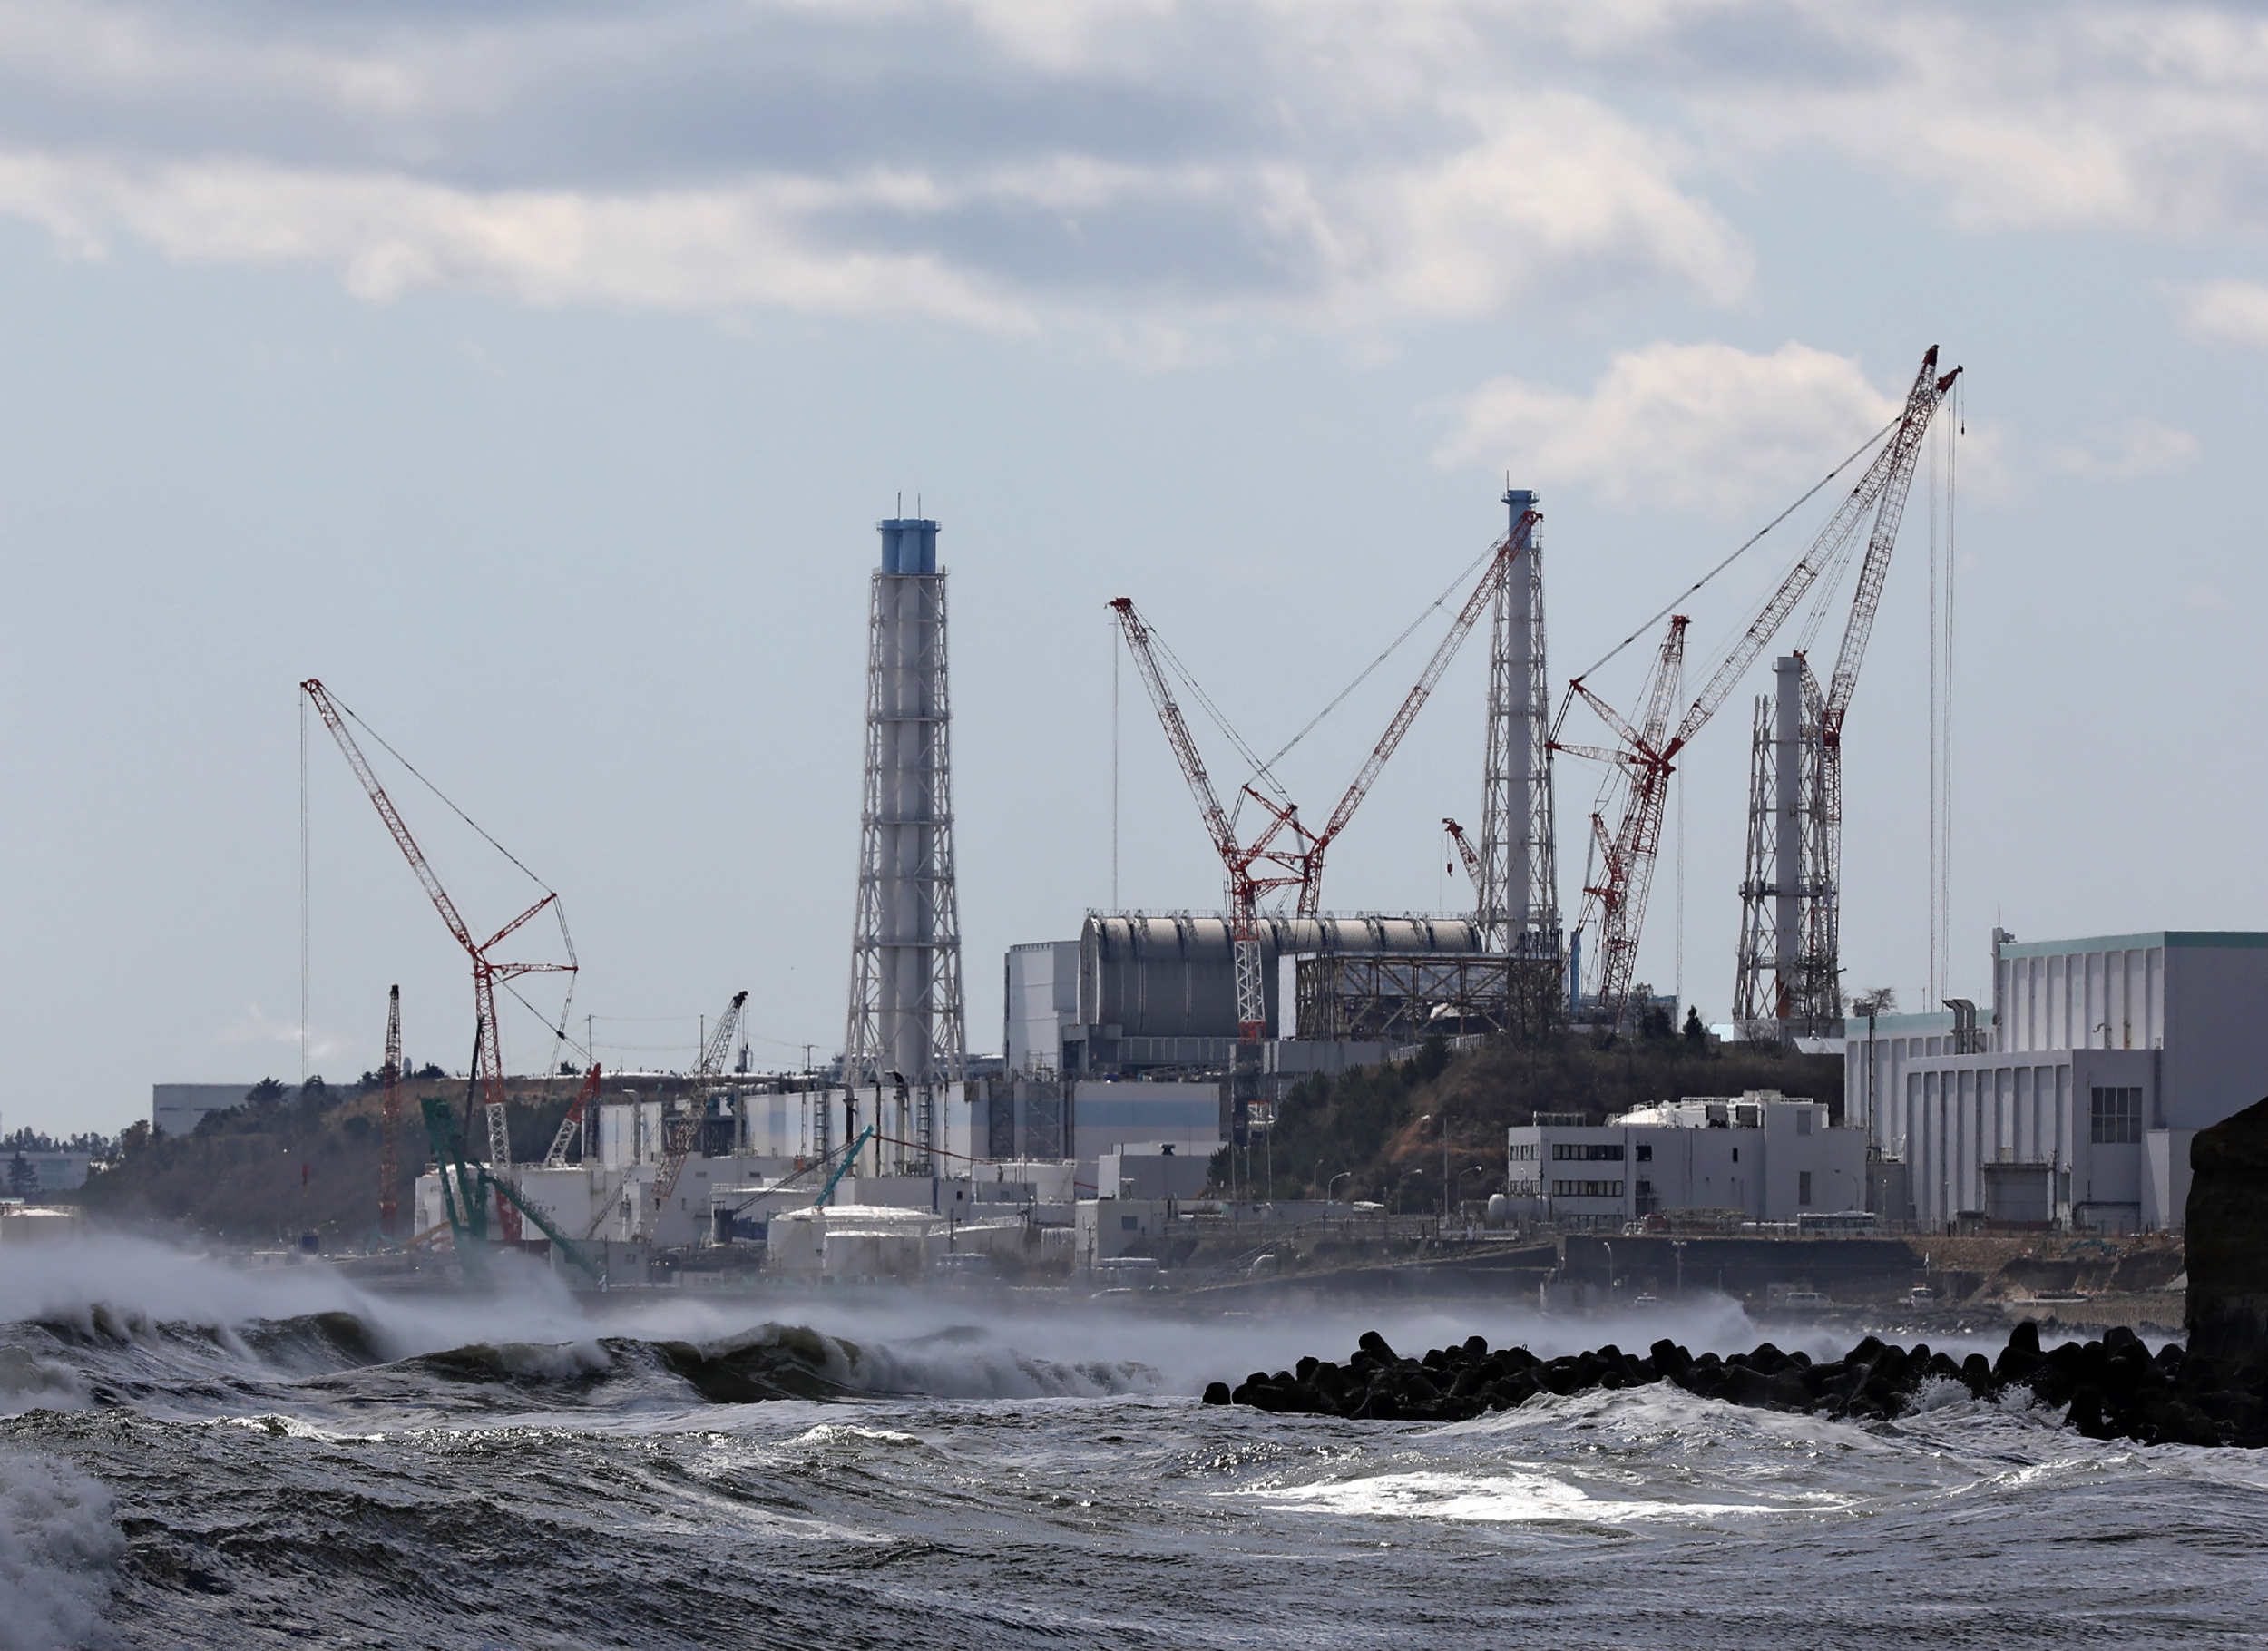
[1844,930,2268,1232]
[1506,1092,1863,1228]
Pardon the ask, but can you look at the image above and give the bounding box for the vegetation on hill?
[77,1077,582,1246]
[1222,1029,1845,1208]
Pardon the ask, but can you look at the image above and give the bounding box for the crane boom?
[543,1062,603,1168]
[1577,617,1687,1028]
[1109,599,1239,871]
[301,682,481,957]
[1558,346,1958,1034]
[301,679,577,1240]
[1109,600,1290,1040]
[647,990,750,1228]
[1297,506,1539,916]
[1667,347,1957,756]
[1442,818,1482,889]
[1821,365,1961,737]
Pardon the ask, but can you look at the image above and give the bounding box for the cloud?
[1676,3,2268,236]
[2175,278,2268,347]
[0,1,2260,329]
[2047,417,2200,478]
[0,152,1034,325]
[0,0,1749,330]
[1436,340,1906,516]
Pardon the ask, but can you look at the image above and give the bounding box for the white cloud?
[0,0,2260,329]
[1685,4,2268,236]
[1436,340,1905,516]
[0,1,1751,330]
[2176,278,2268,347]
[0,154,1036,325]
[2047,417,2200,478]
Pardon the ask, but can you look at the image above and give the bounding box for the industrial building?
[1006,914,1481,1075]
[729,1073,1224,1196]
[1848,929,2268,1233]
[3,1148,92,1196]
[1506,1092,1863,1229]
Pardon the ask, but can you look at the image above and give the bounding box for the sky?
[3,0,2266,1137]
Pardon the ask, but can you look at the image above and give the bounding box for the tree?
[1851,987,1898,1020]
[6,1152,37,1198]
[1683,1007,1709,1050]
[246,1078,288,1109]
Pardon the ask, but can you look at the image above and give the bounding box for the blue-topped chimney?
[877,518,939,575]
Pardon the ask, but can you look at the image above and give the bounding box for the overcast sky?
[4,0,2264,1137]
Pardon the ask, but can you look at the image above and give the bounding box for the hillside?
[1245,1032,1845,1206]
[79,1080,584,1246]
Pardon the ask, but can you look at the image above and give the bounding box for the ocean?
[3,1236,2264,1649]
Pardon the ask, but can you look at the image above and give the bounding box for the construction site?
[96,343,2260,1308]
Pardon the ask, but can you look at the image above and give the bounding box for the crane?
[1556,616,1688,1031]
[1106,503,1539,1032]
[642,990,748,1236]
[377,986,402,1238]
[1108,597,1295,1040]
[1557,346,1960,1033]
[543,1061,603,1169]
[1442,817,1482,892]
[301,679,578,1241]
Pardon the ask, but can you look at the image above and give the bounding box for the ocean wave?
[0,1452,121,1651]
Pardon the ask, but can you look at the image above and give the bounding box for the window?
[1120,1215,1139,1231]
[1798,1171,1813,1206]
[1550,1180,1624,1198]
[1635,1178,1654,1196]
[1552,1143,1625,1161]
[1636,1143,1653,1162]
[1731,1147,1740,1163]
[2091,1086,2143,1145]
[1796,1110,1813,1137]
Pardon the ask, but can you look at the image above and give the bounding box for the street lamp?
[1328,1171,1353,1204]
[1418,1109,1451,1222]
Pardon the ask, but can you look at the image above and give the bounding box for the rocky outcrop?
[1205,1322,2268,1447]
[2186,1094,2268,1362]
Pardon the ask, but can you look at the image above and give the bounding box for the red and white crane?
[302,679,577,1238]
[1557,345,1960,1033]
[1108,503,1540,1035]
[1442,817,1483,893]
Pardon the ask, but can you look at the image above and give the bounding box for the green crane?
[421,1095,606,1285]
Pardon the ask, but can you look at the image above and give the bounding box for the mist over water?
[3,1236,2264,1648]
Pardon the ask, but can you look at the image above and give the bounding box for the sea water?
[3,1236,2264,1649]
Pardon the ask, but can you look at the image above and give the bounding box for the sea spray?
[0,1452,121,1651]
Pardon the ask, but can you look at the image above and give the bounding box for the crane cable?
[1551,413,1900,747]
[318,688,582,1061]
[1250,538,1498,781]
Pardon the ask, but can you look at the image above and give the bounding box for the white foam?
[1245,1468,1834,1526]
[0,1453,122,1651]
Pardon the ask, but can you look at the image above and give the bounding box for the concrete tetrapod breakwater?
[1203,1323,2268,1447]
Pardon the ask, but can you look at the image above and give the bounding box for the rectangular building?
[1506,1092,1863,1229]
[1852,931,2268,1232]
